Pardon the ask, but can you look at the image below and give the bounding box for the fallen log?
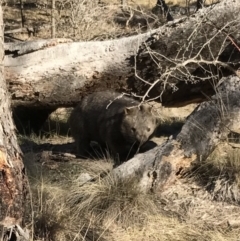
[4,0,240,109]
[113,75,240,192]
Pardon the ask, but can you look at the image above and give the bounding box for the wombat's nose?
[139,135,148,144]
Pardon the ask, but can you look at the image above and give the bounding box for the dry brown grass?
[104,0,220,7]
[4,0,222,42]
[26,177,240,241]
[67,173,158,228]
[190,142,240,203]
[22,143,240,241]
[4,0,222,43]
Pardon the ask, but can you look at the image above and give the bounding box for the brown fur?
[69,91,158,161]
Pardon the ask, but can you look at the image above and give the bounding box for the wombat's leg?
[111,149,134,166]
[75,135,91,157]
[109,143,136,164]
[118,142,142,163]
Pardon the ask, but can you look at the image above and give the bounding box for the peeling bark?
[0,4,28,241]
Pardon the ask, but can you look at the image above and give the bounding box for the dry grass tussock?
[190,142,240,203]
[22,146,240,241]
[67,173,158,227]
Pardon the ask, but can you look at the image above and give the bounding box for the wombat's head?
[121,105,157,145]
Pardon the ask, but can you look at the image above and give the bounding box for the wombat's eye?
[131,127,136,133]
[147,127,151,132]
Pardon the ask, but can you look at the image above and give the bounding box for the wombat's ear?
[124,107,135,115]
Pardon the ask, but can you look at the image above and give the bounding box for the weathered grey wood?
[113,75,240,192]
[5,34,153,108]
[4,0,240,108]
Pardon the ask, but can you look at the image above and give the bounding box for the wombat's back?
[80,91,139,115]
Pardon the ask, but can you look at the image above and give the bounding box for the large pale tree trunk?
[0,4,28,241]
[4,0,240,109]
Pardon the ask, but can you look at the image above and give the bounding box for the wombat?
[69,91,158,161]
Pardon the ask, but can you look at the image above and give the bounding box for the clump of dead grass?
[67,173,158,228]
[22,147,115,240]
[29,180,109,241]
[32,183,69,240]
[190,143,240,203]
